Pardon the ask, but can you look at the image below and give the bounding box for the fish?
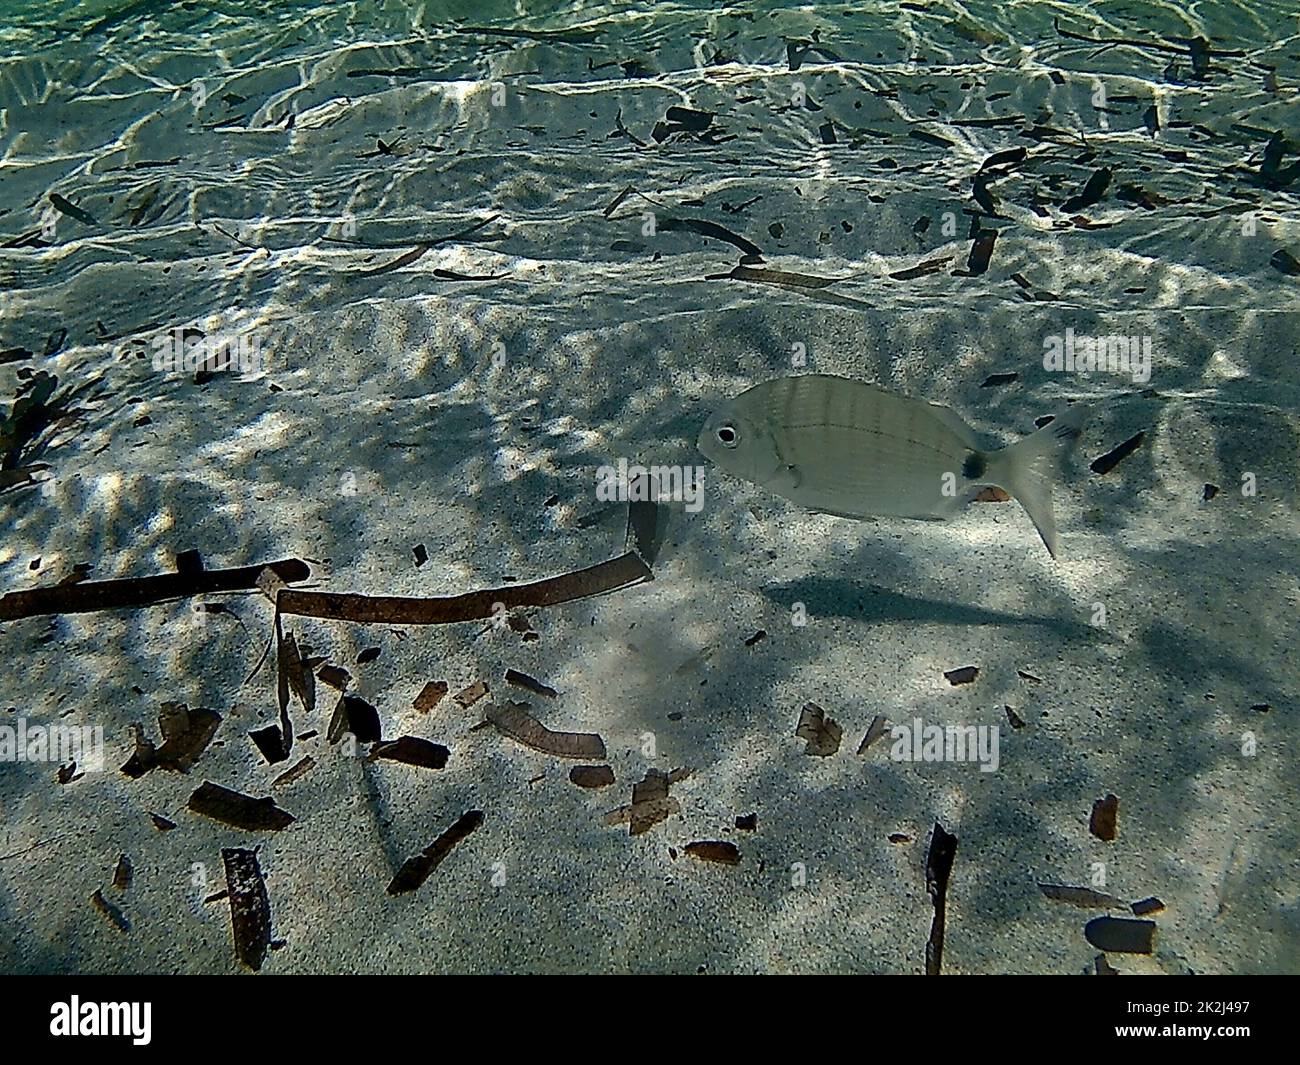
[696,375,1088,558]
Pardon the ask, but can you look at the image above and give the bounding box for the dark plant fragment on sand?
[413,681,449,713]
[570,764,615,788]
[121,703,221,777]
[857,714,889,755]
[272,755,316,789]
[327,694,381,744]
[222,847,273,971]
[925,822,958,976]
[454,680,490,708]
[369,736,450,770]
[275,553,650,626]
[188,782,295,832]
[505,668,558,698]
[484,701,606,760]
[1085,916,1155,954]
[1038,883,1126,908]
[90,889,129,932]
[0,557,310,622]
[112,854,132,891]
[1090,432,1144,475]
[387,810,484,895]
[684,841,741,865]
[795,702,842,756]
[943,665,979,686]
[1090,793,1120,841]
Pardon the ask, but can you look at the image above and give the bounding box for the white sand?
[1,0,1298,973]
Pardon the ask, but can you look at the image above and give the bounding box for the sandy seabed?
[0,0,1298,973]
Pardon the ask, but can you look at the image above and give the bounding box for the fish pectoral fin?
[769,463,803,492]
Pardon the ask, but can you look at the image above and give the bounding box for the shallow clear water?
[0,0,1297,974]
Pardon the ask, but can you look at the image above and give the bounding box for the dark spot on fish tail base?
[962,452,986,480]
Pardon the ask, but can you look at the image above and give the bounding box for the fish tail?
[986,404,1089,558]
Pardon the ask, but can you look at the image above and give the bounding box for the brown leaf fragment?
[0,558,311,622]
[357,646,381,664]
[413,681,449,713]
[629,768,672,836]
[684,841,741,865]
[112,854,132,891]
[484,701,606,760]
[744,629,767,647]
[602,184,634,218]
[925,821,958,976]
[327,694,381,744]
[1090,793,1119,841]
[505,668,558,698]
[980,372,1019,388]
[956,229,996,276]
[56,761,78,784]
[857,714,888,755]
[711,264,839,289]
[1085,915,1155,955]
[1062,167,1112,212]
[1038,883,1126,908]
[943,665,979,686]
[569,765,615,788]
[972,486,1012,502]
[90,889,129,932]
[454,680,490,708]
[1094,953,1119,975]
[889,832,912,844]
[412,543,428,567]
[602,797,681,827]
[387,810,484,895]
[508,613,539,641]
[1131,896,1165,917]
[889,255,952,281]
[272,755,316,789]
[1090,432,1145,475]
[664,105,713,131]
[222,847,272,971]
[149,812,176,832]
[249,725,291,765]
[1005,705,1026,729]
[1018,669,1042,682]
[735,813,757,831]
[188,782,295,832]
[314,664,350,692]
[796,702,842,756]
[278,627,313,719]
[278,552,651,626]
[369,736,450,770]
[121,703,221,777]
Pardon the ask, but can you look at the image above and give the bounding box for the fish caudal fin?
[985,404,1089,558]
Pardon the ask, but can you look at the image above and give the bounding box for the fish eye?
[715,424,740,449]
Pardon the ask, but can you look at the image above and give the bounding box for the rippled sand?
[0,0,1297,973]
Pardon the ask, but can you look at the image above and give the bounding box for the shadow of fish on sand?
[763,577,1100,638]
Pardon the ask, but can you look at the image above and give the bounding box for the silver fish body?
[697,374,1087,557]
